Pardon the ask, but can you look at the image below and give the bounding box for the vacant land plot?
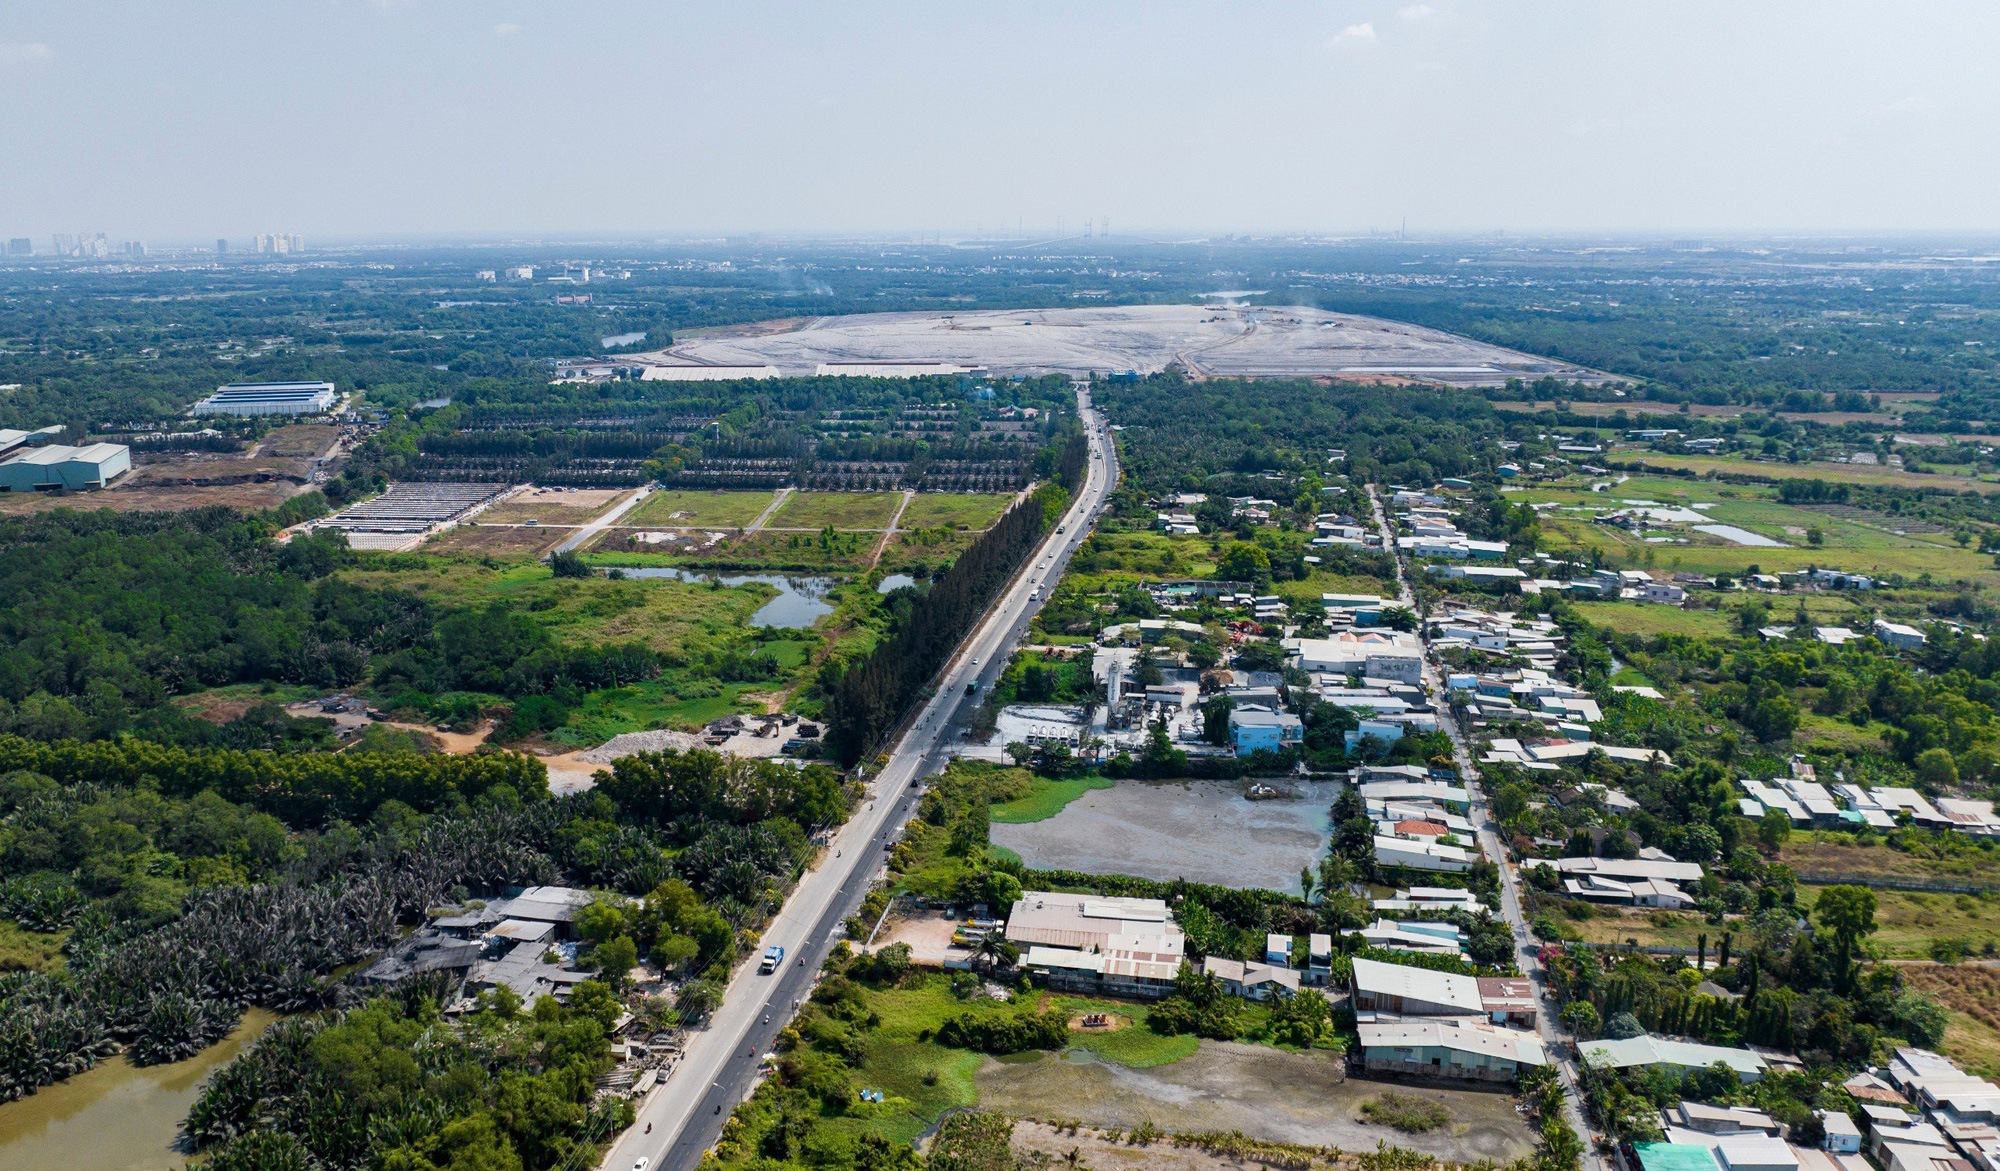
[878,528,979,572]
[257,423,340,457]
[1630,454,2000,495]
[977,1043,1535,1162]
[989,779,1331,890]
[1780,832,2000,885]
[656,304,1605,385]
[481,488,631,525]
[772,491,905,530]
[423,524,565,557]
[1571,596,1864,640]
[623,489,778,529]
[339,559,770,653]
[1550,903,1714,950]
[1796,886,2000,959]
[1902,966,2000,1078]
[595,528,876,572]
[900,492,1013,531]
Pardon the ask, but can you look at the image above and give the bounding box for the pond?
[620,567,836,628]
[990,778,1333,890]
[876,574,916,593]
[1694,523,1788,547]
[0,1008,278,1171]
[601,330,648,348]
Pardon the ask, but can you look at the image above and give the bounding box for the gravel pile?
[576,728,707,764]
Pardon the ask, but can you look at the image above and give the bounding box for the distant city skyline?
[3,2,1998,239]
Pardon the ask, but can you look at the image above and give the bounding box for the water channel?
[0,1008,278,1171]
[620,567,836,627]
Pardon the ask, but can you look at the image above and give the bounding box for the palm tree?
[972,932,1018,975]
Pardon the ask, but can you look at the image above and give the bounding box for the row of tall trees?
[822,433,1086,765]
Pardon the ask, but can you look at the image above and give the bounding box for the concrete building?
[191,380,338,417]
[1349,956,1537,1026]
[1872,619,1927,650]
[0,442,131,491]
[1229,704,1303,756]
[1357,1018,1548,1082]
[1008,891,1184,1000]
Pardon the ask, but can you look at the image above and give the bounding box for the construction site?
[641,304,1613,385]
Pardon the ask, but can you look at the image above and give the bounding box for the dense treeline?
[0,734,545,825]
[181,985,630,1171]
[1093,372,1505,497]
[0,802,556,1100]
[821,447,1079,766]
[0,508,670,749]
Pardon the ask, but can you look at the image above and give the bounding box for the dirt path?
[867,489,916,568]
[745,487,793,534]
[384,719,602,792]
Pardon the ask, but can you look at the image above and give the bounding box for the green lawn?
[623,488,779,528]
[899,493,1013,531]
[771,492,905,530]
[988,776,1115,824]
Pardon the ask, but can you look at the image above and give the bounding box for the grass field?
[1572,596,1866,640]
[1901,965,2000,1078]
[770,491,906,530]
[1797,886,2000,959]
[340,558,772,652]
[623,488,778,529]
[0,922,67,972]
[988,776,1116,824]
[591,528,876,571]
[1628,453,2000,495]
[832,976,1196,1148]
[877,529,979,572]
[899,493,1013,531]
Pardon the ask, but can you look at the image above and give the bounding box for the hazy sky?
[4,1,1998,241]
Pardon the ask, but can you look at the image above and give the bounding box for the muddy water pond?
[0,1008,278,1171]
[989,779,1332,890]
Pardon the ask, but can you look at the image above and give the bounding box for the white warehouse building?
[191,380,338,417]
[0,442,131,492]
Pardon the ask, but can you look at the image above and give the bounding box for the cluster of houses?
[1359,768,1481,873]
[1525,855,1707,910]
[1755,617,1927,650]
[1008,893,1553,1083]
[1389,488,1512,562]
[1740,758,2000,838]
[358,885,604,1008]
[1630,1047,2000,1171]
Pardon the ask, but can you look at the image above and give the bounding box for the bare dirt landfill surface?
[647,305,1611,385]
[976,1043,1536,1163]
[988,780,1332,890]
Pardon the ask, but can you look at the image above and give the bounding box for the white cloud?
[0,42,54,64]
[1398,4,1435,19]
[495,22,521,36]
[1328,22,1376,46]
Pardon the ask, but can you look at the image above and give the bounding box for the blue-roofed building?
[1229,705,1302,756]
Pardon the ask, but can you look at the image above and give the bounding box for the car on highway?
[635,1159,651,1171]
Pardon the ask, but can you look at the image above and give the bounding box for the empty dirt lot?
[648,305,1611,385]
[975,1043,1535,1163]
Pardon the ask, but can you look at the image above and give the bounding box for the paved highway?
[601,386,1118,1171]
